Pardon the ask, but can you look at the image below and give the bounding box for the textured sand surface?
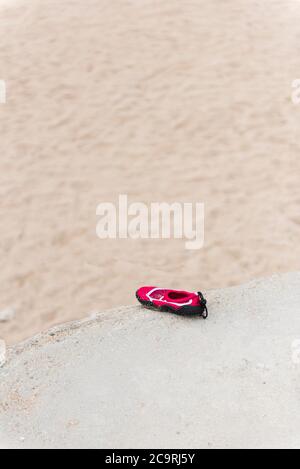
[0,0,300,344]
[1,273,300,449]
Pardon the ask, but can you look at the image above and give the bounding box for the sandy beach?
[0,0,300,344]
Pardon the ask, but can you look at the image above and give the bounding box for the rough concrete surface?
[1,273,300,449]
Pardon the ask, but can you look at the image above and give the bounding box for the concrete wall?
[1,272,300,448]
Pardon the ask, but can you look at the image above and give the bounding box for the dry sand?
[0,0,300,344]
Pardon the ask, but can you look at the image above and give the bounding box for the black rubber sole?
[136,292,207,318]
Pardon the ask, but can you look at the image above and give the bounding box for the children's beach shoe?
[136,287,208,318]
